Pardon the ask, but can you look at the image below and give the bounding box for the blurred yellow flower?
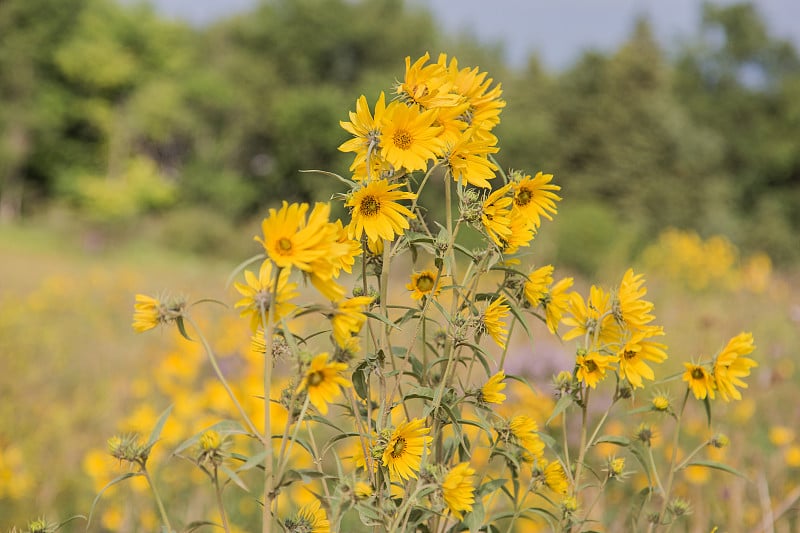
[442,462,476,519]
[285,498,330,533]
[683,362,715,400]
[330,296,373,347]
[524,265,554,307]
[713,332,757,402]
[479,370,507,405]
[132,294,162,332]
[543,460,570,495]
[480,295,510,348]
[769,426,795,447]
[296,353,351,415]
[508,415,545,462]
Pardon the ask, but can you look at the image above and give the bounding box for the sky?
[146,0,800,70]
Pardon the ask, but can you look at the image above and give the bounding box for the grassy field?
[2,219,799,532]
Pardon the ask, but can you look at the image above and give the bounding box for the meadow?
[2,206,798,532]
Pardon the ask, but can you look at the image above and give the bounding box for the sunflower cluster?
[117,52,761,533]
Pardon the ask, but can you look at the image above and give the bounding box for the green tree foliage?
[0,0,798,264]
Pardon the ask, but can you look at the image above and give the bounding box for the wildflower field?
[2,53,800,533]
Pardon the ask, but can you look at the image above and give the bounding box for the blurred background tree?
[0,0,798,266]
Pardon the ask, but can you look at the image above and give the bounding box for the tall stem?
[260,271,280,533]
[656,388,691,528]
[142,466,173,533]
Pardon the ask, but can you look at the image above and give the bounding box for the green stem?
[142,466,173,533]
[572,387,591,497]
[260,270,281,533]
[213,468,232,533]
[185,316,261,441]
[656,388,691,529]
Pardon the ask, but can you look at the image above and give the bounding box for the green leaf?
[403,386,435,402]
[86,472,141,527]
[629,446,653,488]
[684,460,746,478]
[235,450,268,472]
[477,478,507,496]
[175,316,193,341]
[352,362,369,400]
[364,310,400,330]
[221,464,250,492]
[183,520,223,532]
[146,405,174,449]
[593,435,631,447]
[546,395,573,427]
[225,253,266,288]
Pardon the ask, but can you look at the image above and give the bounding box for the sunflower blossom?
[396,52,461,109]
[382,418,431,481]
[562,285,614,344]
[285,499,330,533]
[234,260,298,331]
[296,353,351,415]
[443,127,499,188]
[542,460,570,495]
[683,362,715,400]
[339,92,387,176]
[617,328,668,389]
[479,370,507,405]
[480,295,510,348]
[256,202,338,273]
[379,100,443,172]
[524,265,555,307]
[481,183,513,247]
[438,53,505,130]
[576,350,619,389]
[501,206,536,254]
[511,171,561,229]
[508,415,545,462]
[346,179,417,242]
[442,462,476,519]
[713,332,757,402]
[406,269,444,301]
[132,294,184,332]
[614,269,655,330]
[330,296,373,347]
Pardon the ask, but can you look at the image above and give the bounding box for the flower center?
[392,129,413,150]
[308,371,324,387]
[360,195,381,216]
[416,275,434,292]
[691,367,705,380]
[391,437,407,458]
[584,359,598,373]
[515,187,532,207]
[623,350,637,360]
[277,237,293,254]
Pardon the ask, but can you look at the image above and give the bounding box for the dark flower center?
[391,437,407,458]
[392,129,413,150]
[416,275,435,292]
[308,371,324,386]
[361,195,381,217]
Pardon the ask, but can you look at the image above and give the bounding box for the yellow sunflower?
[508,415,545,462]
[617,328,668,389]
[296,353,351,415]
[256,202,337,273]
[511,171,561,228]
[285,499,330,533]
[481,183,513,247]
[442,462,476,519]
[382,418,431,481]
[501,206,536,254]
[713,332,757,402]
[406,269,443,301]
[479,370,507,405]
[234,260,298,331]
[132,294,162,332]
[438,53,505,130]
[576,351,619,389]
[443,127,499,189]
[524,265,554,307]
[346,179,417,242]
[396,52,461,109]
[330,296,373,347]
[379,100,444,172]
[614,268,655,330]
[542,460,570,495]
[683,362,715,400]
[562,285,614,344]
[339,92,387,176]
[480,295,510,348]
[543,277,574,336]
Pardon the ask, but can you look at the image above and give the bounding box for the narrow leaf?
[146,405,174,449]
